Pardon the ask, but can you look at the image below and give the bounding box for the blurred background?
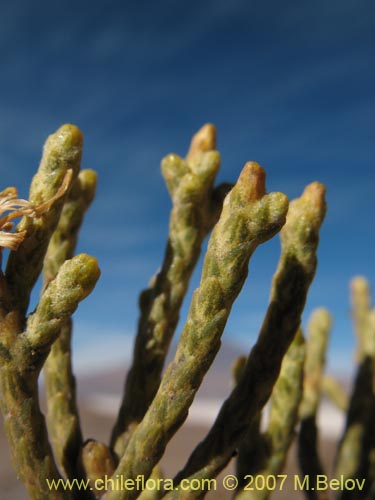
[0,2,374,496]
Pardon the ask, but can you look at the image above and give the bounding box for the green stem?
[5,124,83,316]
[106,162,288,500]
[111,125,230,456]
[0,362,73,500]
[43,170,97,478]
[236,331,306,500]
[298,308,332,500]
[335,297,375,500]
[164,182,326,500]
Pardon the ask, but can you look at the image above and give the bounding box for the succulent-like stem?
[43,170,97,478]
[0,125,101,498]
[111,125,231,455]
[137,466,164,500]
[300,309,332,419]
[321,376,348,412]
[335,357,375,500]
[27,254,100,350]
[235,330,306,500]
[232,355,264,496]
[105,162,289,500]
[335,280,375,500]
[350,276,371,361]
[0,253,99,499]
[232,355,247,384]
[366,309,375,499]
[298,308,332,500]
[43,169,97,285]
[5,124,82,317]
[164,181,326,499]
[77,439,117,498]
[235,414,263,494]
[0,363,73,500]
[44,320,82,478]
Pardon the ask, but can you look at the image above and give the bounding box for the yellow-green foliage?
[0,124,373,500]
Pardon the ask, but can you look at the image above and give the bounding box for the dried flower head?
[0,169,72,251]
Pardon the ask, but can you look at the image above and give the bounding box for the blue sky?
[1,0,374,376]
